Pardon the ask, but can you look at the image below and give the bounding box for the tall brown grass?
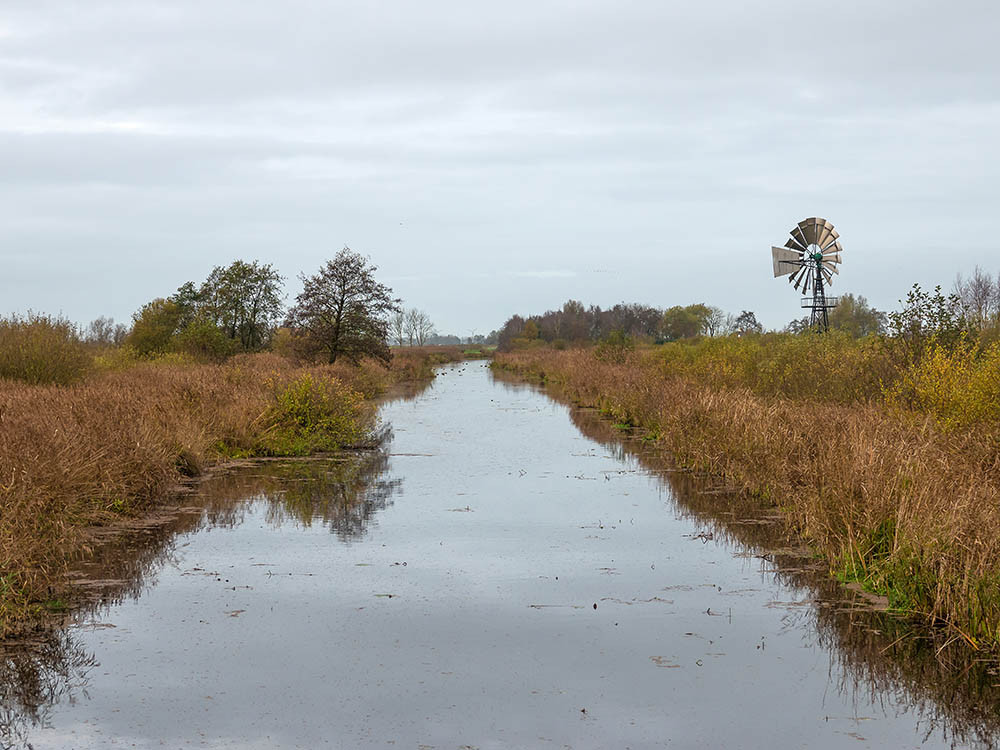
[494,346,1000,646]
[0,347,466,630]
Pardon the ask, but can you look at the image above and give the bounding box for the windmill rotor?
[770,217,843,331]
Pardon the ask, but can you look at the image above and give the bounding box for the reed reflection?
[561,392,1000,749]
[0,446,401,749]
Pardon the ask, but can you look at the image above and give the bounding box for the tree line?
[51,258,1000,362]
[496,267,1000,352]
[37,245,496,370]
[496,301,765,350]
[119,248,426,365]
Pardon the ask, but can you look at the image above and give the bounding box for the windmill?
[771,217,842,331]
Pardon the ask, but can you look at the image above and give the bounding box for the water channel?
[3,362,1000,748]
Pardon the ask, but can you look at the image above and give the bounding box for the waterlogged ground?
[3,362,1000,749]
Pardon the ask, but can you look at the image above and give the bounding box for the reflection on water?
[556,385,1000,749]
[0,631,95,750]
[3,366,1000,749]
[198,442,401,541]
[0,446,400,749]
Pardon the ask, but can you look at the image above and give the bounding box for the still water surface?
[3,363,1000,748]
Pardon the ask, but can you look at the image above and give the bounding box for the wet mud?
[2,362,1000,749]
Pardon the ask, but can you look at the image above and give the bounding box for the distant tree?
[603,303,661,339]
[953,266,999,330]
[284,248,400,365]
[427,333,462,346]
[784,316,811,334]
[558,299,589,341]
[127,298,183,356]
[888,284,969,355]
[404,309,435,346]
[496,315,526,351]
[200,260,284,351]
[391,309,406,347]
[169,281,206,331]
[733,310,763,335]
[660,304,711,341]
[84,316,128,346]
[703,306,727,337]
[829,293,886,337]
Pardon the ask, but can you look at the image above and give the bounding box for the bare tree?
[391,309,406,347]
[405,309,417,346]
[85,316,128,346]
[415,311,435,345]
[405,309,435,346]
[285,248,400,365]
[953,266,999,330]
[703,306,727,337]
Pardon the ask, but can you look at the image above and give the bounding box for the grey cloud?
[1,0,998,333]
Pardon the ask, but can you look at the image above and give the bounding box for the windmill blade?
[821,260,840,274]
[796,219,811,245]
[823,252,842,264]
[816,219,835,248]
[794,266,811,292]
[821,239,842,256]
[791,225,810,249]
[772,246,801,277]
[821,266,834,286]
[796,219,815,246]
[812,217,826,245]
[786,235,807,252]
[821,229,840,251]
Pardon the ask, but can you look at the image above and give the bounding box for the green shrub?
[0,314,92,385]
[257,374,369,455]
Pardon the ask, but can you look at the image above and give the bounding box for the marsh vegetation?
[0,249,471,631]
[494,325,1000,647]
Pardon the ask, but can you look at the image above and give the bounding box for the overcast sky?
[2,1,998,334]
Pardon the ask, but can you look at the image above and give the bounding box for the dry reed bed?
[0,349,462,629]
[495,348,1000,646]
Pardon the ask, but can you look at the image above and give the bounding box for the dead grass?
[494,346,1000,646]
[0,348,464,630]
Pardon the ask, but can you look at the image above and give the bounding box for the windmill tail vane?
[771,217,843,331]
